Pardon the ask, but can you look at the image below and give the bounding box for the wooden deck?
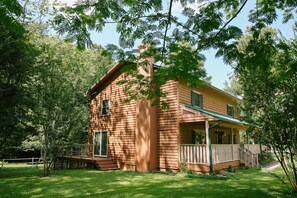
[55,144,118,171]
[55,156,118,171]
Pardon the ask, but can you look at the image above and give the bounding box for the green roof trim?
[180,103,249,126]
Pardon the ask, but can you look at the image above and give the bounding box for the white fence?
[1,157,42,169]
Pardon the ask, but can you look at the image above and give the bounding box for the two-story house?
[86,61,259,173]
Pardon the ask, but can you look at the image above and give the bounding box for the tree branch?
[214,0,249,38]
[161,0,174,63]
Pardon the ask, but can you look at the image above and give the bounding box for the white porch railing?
[180,144,259,166]
[239,146,259,167]
[244,144,261,154]
[212,144,240,164]
[180,144,208,164]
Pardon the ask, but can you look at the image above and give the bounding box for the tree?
[0,0,25,34]
[0,8,38,158]
[53,0,297,106]
[223,73,242,98]
[221,27,297,192]
[29,33,113,176]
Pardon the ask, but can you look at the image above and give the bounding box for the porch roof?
[180,103,249,126]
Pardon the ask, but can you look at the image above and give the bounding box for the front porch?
[178,104,260,172]
[180,144,260,172]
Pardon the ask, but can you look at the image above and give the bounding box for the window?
[227,105,234,117]
[191,91,203,108]
[192,130,206,144]
[101,99,109,116]
[216,131,224,144]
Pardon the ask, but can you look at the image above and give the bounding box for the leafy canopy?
[53,0,297,105]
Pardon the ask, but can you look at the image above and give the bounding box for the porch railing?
[180,144,208,164]
[239,146,259,167]
[180,144,258,166]
[212,144,240,164]
[57,144,93,158]
[244,144,261,154]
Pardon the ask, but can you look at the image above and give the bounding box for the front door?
[94,131,108,157]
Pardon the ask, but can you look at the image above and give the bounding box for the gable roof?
[87,62,125,96]
[86,62,240,101]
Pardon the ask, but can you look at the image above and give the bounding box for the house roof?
[87,62,126,96]
[86,62,240,101]
[180,103,248,126]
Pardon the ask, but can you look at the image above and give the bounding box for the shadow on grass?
[0,168,294,198]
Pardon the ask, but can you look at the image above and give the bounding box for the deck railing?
[57,144,93,158]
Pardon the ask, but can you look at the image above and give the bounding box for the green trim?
[208,122,221,173]
[180,103,248,126]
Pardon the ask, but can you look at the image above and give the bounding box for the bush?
[259,152,276,166]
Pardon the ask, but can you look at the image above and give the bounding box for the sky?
[56,0,295,89]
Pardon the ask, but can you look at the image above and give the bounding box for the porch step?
[95,158,118,171]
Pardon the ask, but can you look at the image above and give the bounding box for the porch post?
[205,121,212,172]
[231,128,234,161]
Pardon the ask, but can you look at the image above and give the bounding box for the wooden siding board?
[178,80,237,116]
[157,80,179,170]
[89,70,136,168]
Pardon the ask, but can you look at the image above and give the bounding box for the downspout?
[208,121,221,173]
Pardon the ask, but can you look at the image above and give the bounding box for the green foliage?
[53,0,297,106]
[259,152,276,167]
[223,74,242,98]
[221,27,297,191]
[0,22,38,158]
[0,0,24,33]
[28,33,113,175]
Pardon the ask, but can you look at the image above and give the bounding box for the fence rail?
[1,157,42,169]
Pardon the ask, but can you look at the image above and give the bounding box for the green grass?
[0,167,295,198]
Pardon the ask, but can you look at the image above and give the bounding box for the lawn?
[0,167,295,198]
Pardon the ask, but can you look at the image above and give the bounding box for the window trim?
[101,99,110,116]
[191,90,203,109]
[227,104,234,117]
[93,130,108,157]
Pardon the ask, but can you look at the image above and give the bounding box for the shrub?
[259,152,276,166]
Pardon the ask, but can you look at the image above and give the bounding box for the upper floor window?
[191,91,203,108]
[227,105,234,117]
[101,99,110,116]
